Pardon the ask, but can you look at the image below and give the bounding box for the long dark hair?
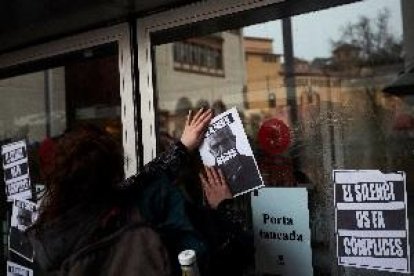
[37,125,124,224]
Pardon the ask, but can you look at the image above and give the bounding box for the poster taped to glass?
[1,140,32,201]
[9,199,38,262]
[7,261,33,276]
[334,170,410,273]
[199,107,264,196]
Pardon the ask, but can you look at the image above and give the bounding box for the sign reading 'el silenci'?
[334,170,410,273]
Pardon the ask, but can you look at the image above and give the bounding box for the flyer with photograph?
[199,107,264,197]
[7,261,33,276]
[9,199,38,262]
[1,140,32,201]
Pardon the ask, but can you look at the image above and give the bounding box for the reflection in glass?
[0,48,120,269]
[154,0,410,274]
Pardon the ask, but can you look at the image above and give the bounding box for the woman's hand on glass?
[199,166,232,209]
[180,108,213,151]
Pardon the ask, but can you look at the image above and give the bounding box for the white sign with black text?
[334,170,410,273]
[252,188,313,275]
[1,140,32,201]
[6,261,33,276]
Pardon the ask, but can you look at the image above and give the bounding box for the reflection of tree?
[332,8,402,67]
[327,8,405,170]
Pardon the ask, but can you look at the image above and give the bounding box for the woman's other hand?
[180,108,212,151]
[200,166,232,209]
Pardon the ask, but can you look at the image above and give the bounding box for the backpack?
[58,211,171,276]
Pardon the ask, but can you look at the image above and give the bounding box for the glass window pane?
[0,44,121,270]
[154,0,410,274]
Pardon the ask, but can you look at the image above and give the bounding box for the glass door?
[0,27,134,273]
[146,0,413,274]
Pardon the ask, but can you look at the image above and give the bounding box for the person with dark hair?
[27,108,212,276]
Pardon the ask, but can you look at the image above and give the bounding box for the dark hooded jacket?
[28,204,170,276]
[27,141,199,276]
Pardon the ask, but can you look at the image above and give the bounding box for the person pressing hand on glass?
[198,166,254,276]
[199,166,232,209]
[27,108,212,276]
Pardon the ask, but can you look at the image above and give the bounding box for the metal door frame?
[136,0,287,164]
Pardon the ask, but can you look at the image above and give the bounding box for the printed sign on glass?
[7,261,33,276]
[199,107,264,197]
[252,188,313,275]
[9,199,38,262]
[1,140,32,201]
[334,170,410,273]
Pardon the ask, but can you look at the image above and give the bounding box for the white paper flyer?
[199,107,264,196]
[9,199,38,262]
[7,261,33,276]
[252,187,313,275]
[1,140,32,201]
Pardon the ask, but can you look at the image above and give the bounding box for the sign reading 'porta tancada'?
[334,170,410,273]
[252,188,313,276]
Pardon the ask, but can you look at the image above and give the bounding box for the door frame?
[0,23,139,177]
[136,0,288,164]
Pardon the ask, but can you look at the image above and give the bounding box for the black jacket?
[27,141,190,276]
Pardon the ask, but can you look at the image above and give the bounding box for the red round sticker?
[258,118,291,155]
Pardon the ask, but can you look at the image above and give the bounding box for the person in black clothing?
[27,108,213,276]
[198,166,254,275]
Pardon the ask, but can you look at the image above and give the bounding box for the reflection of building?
[244,36,343,131]
[173,36,224,76]
[244,37,283,111]
[332,43,361,73]
[155,31,246,137]
[0,54,121,143]
[243,35,405,184]
[243,35,405,122]
[0,69,66,142]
